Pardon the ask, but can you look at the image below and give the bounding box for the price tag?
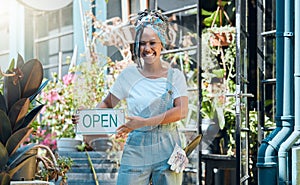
[76,109,125,134]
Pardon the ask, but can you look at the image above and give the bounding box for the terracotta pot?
[11,148,38,181]
[210,32,233,47]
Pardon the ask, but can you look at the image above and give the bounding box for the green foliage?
[0,54,45,184]
[29,58,117,151]
[202,1,235,27]
[36,154,73,183]
[201,26,236,128]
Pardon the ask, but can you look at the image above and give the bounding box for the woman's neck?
[139,64,168,78]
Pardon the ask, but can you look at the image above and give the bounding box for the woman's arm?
[96,92,120,108]
[144,96,188,126]
[116,96,188,136]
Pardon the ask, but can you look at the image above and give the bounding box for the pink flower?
[44,90,60,104]
[62,73,75,85]
[41,132,57,151]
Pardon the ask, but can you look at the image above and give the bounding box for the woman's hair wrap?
[133,9,168,68]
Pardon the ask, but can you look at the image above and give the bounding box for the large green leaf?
[14,104,44,132]
[16,54,24,69]
[0,142,8,169]
[0,172,10,185]
[7,59,15,73]
[0,110,12,145]
[5,128,32,156]
[20,59,43,99]
[8,98,29,132]
[3,75,21,112]
[8,155,36,179]
[29,80,49,102]
[0,93,7,114]
[7,143,36,169]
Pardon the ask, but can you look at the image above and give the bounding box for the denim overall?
[116,69,183,185]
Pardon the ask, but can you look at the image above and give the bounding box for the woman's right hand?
[72,106,85,124]
[71,113,80,124]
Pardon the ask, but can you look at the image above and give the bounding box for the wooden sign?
[76,109,125,134]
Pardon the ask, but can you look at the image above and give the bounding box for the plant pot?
[209,32,233,47]
[11,148,38,181]
[57,138,82,152]
[90,138,113,151]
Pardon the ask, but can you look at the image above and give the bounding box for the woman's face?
[139,27,163,65]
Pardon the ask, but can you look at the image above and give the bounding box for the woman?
[79,9,189,184]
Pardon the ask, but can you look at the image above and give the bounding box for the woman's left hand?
[116,116,146,138]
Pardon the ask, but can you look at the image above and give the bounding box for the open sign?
[76,109,125,134]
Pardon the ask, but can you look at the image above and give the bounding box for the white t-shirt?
[110,65,188,117]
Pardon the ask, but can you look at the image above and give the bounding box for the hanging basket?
[209,31,233,47]
[208,0,234,47]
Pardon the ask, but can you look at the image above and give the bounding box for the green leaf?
[0,172,10,185]
[8,59,15,73]
[3,75,21,112]
[202,9,213,16]
[0,110,12,145]
[0,142,8,169]
[7,143,36,169]
[16,54,24,69]
[14,104,44,131]
[29,80,49,102]
[212,69,225,78]
[203,10,223,27]
[8,156,35,180]
[0,93,7,113]
[5,128,32,156]
[8,98,29,132]
[20,59,43,99]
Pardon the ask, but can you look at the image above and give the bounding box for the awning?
[17,0,73,11]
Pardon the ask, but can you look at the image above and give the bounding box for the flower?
[62,73,75,85]
[43,90,61,104]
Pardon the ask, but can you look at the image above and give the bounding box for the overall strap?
[160,67,174,112]
[166,68,174,93]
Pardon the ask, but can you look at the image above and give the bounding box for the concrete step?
[55,151,120,185]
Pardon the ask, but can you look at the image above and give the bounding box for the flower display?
[27,56,127,152]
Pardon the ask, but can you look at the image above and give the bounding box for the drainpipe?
[257,0,287,184]
[278,0,298,184]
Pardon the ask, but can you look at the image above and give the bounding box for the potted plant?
[35,153,73,184]
[202,0,235,46]
[30,59,113,152]
[0,54,47,184]
[201,10,236,155]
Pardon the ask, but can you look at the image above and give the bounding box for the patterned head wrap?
[133,9,169,68]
